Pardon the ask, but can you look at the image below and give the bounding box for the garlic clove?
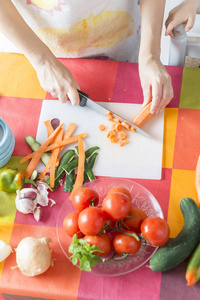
[0,240,12,262]
[36,183,49,207]
[33,206,43,222]
[15,198,37,214]
[17,188,38,200]
[16,237,53,277]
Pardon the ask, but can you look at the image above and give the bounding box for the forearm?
[0,0,52,65]
[139,0,166,60]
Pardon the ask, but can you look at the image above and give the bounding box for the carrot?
[49,128,63,188]
[105,111,114,118]
[118,131,127,140]
[195,154,200,204]
[110,137,118,143]
[122,121,131,130]
[69,137,85,200]
[20,133,87,163]
[115,123,122,131]
[24,123,64,179]
[99,124,105,131]
[38,128,63,182]
[131,101,154,128]
[44,120,54,136]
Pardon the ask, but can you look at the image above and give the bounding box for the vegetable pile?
[63,185,170,271]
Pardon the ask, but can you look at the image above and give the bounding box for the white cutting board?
[36,100,164,180]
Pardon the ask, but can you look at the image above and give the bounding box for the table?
[0,53,200,300]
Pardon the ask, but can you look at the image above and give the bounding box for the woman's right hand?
[32,52,80,105]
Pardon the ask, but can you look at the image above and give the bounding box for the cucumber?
[30,169,39,181]
[149,197,200,272]
[25,135,50,166]
[63,170,75,192]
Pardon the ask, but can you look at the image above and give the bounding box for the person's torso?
[8,0,141,62]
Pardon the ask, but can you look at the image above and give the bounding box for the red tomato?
[84,234,111,256]
[102,192,132,221]
[107,186,132,200]
[112,230,141,255]
[78,206,106,236]
[141,216,170,246]
[123,207,147,233]
[63,211,84,238]
[71,187,99,211]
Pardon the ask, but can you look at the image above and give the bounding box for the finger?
[165,20,180,37]
[185,16,195,32]
[58,93,68,103]
[142,85,152,107]
[159,82,174,112]
[151,82,162,114]
[67,88,80,106]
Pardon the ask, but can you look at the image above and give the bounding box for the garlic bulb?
[16,237,53,277]
[0,240,12,262]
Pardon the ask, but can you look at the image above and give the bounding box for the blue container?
[0,118,15,168]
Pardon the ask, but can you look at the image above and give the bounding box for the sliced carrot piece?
[107,117,114,122]
[115,123,122,131]
[99,124,105,131]
[130,126,136,132]
[110,137,118,143]
[119,140,125,147]
[118,131,127,140]
[122,121,131,130]
[20,132,87,163]
[105,111,114,118]
[132,101,154,128]
[24,123,64,179]
[113,118,121,124]
[69,137,85,200]
[195,154,200,204]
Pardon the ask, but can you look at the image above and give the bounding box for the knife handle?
[78,89,89,107]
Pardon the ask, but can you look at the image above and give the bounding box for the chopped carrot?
[113,118,121,124]
[63,123,76,141]
[69,137,85,200]
[107,117,114,122]
[195,154,200,204]
[24,123,64,179]
[122,121,131,130]
[115,123,122,131]
[132,101,154,128]
[107,130,116,139]
[110,137,118,143]
[111,123,116,130]
[124,139,129,144]
[119,140,124,147]
[130,126,136,132]
[99,124,105,131]
[118,131,127,140]
[105,111,114,118]
[20,132,87,163]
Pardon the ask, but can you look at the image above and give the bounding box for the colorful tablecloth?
[0,53,200,300]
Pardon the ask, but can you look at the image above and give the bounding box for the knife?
[77,90,153,140]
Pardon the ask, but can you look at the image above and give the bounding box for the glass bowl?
[56,177,163,276]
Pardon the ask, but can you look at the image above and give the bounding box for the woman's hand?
[165,0,199,38]
[32,52,80,105]
[139,55,173,114]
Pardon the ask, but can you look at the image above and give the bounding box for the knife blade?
[78,90,153,140]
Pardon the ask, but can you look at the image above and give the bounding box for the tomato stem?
[106,226,140,241]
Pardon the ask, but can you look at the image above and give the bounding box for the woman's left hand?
[139,55,174,114]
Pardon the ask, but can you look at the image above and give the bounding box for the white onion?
[16,237,53,276]
[0,240,12,262]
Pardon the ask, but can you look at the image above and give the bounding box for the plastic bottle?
[169,23,187,66]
